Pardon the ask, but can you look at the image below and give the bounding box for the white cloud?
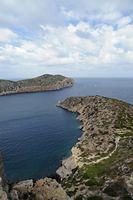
[1,19,133,68]
[0,28,17,42]
[117,16,132,28]
[0,0,133,29]
[0,0,133,78]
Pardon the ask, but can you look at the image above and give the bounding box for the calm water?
[0,78,133,182]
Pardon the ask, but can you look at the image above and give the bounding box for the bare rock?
[56,156,77,179]
[32,178,70,200]
[13,179,33,194]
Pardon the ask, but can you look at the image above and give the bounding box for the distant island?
[0,96,133,200]
[0,74,73,96]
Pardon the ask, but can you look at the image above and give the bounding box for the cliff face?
[0,74,73,96]
[57,96,133,200]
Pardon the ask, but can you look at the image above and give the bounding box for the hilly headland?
[0,74,73,96]
[57,96,133,199]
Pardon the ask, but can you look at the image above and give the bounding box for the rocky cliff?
[0,176,70,200]
[57,96,133,200]
[0,74,73,96]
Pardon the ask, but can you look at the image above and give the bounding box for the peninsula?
[57,96,133,199]
[0,96,133,200]
[0,74,73,96]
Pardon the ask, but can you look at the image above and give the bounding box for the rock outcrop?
[0,74,73,96]
[32,178,70,200]
[0,177,70,200]
[57,96,133,199]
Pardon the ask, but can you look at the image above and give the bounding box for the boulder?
[32,178,70,200]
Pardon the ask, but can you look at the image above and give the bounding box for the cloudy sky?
[0,0,133,79]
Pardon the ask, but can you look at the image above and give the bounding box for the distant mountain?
[0,74,73,96]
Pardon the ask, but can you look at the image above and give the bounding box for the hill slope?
[57,96,133,199]
[0,74,73,96]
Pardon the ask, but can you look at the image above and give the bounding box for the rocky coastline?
[0,96,133,200]
[0,74,73,96]
[57,96,133,199]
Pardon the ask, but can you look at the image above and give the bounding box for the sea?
[0,78,133,182]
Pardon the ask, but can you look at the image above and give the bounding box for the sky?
[0,0,133,79]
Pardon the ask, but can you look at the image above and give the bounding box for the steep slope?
[57,96,133,200]
[0,74,73,96]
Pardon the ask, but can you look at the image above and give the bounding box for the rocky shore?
[0,176,70,200]
[0,96,133,200]
[57,96,133,199]
[0,74,73,96]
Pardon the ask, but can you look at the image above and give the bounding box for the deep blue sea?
[0,78,133,182]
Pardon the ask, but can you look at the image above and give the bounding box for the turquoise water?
[0,78,133,182]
